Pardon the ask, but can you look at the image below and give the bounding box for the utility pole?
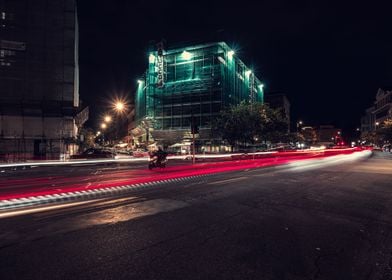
[192,127,195,165]
[191,116,199,165]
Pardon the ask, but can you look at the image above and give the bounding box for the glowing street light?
[228,50,235,59]
[245,70,252,77]
[296,120,303,133]
[101,123,107,129]
[137,79,143,85]
[104,115,112,123]
[115,101,125,112]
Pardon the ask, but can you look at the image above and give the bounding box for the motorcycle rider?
[156,146,167,164]
[149,146,167,169]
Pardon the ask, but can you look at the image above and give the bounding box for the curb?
[0,174,210,211]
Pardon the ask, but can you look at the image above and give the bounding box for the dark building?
[317,125,342,145]
[133,42,264,151]
[264,92,290,132]
[0,0,87,161]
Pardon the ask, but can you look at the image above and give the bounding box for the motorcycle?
[148,153,167,170]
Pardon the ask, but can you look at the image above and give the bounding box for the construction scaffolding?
[135,42,264,144]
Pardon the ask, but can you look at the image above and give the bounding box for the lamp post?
[100,123,107,145]
[296,120,303,132]
[111,100,128,143]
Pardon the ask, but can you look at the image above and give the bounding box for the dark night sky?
[77,0,391,133]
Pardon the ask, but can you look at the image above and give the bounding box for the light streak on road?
[0,149,360,169]
[0,149,371,209]
[287,150,372,171]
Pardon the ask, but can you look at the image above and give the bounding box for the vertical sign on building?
[156,42,165,88]
[249,72,255,103]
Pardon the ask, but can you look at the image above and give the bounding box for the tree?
[212,101,288,149]
[258,106,289,143]
[78,127,96,151]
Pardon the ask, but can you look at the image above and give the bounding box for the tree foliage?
[213,101,288,147]
[376,118,392,143]
[78,127,96,150]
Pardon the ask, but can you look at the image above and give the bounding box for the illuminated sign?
[156,42,164,88]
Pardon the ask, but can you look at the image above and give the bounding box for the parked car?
[70,148,115,159]
[132,149,149,157]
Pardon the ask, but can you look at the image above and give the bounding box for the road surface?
[1,152,392,279]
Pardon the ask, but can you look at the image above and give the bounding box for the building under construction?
[133,42,264,151]
[0,0,87,161]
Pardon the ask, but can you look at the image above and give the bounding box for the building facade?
[361,88,392,134]
[317,125,342,145]
[0,0,87,161]
[133,42,264,149]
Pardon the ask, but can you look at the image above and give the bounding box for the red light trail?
[0,148,369,201]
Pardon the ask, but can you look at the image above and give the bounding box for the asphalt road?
[0,152,323,199]
[0,159,197,199]
[1,152,392,280]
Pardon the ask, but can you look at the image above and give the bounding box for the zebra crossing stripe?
[0,173,220,210]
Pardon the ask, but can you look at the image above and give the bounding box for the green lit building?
[133,42,264,150]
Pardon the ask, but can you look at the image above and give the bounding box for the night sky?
[77,0,391,133]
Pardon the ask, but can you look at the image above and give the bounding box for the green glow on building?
[181,50,193,60]
[149,54,155,64]
[136,42,264,132]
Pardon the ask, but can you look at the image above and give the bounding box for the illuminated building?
[361,88,392,133]
[133,42,264,150]
[0,0,88,161]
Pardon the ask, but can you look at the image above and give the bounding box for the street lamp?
[115,101,125,112]
[296,120,303,132]
[100,123,108,145]
[104,115,112,123]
